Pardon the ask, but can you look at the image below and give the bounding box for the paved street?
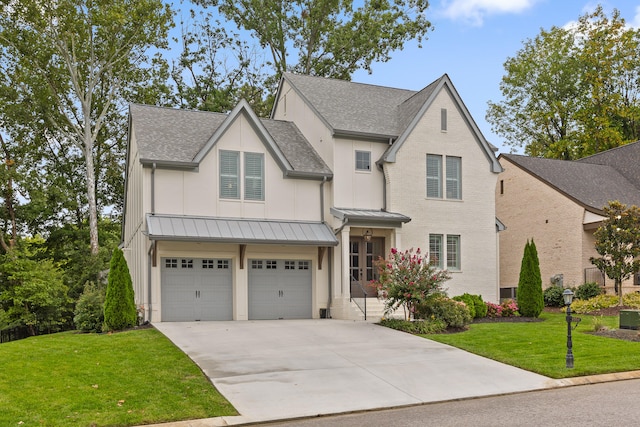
[259,378,640,427]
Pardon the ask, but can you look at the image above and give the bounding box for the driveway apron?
[154,320,554,423]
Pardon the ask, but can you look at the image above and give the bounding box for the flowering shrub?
[485,300,520,318]
[373,248,450,320]
[623,292,640,309]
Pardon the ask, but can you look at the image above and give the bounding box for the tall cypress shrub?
[517,240,544,317]
[103,248,137,331]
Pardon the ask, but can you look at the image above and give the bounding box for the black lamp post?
[563,289,575,369]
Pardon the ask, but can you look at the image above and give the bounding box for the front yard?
[425,311,640,378]
[0,328,236,427]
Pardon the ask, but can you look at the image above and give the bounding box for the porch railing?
[350,276,369,320]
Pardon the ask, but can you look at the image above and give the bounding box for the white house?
[121,73,503,322]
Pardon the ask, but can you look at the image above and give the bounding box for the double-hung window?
[446,156,462,199]
[426,154,442,198]
[447,235,461,271]
[220,150,240,199]
[244,152,264,200]
[429,234,443,269]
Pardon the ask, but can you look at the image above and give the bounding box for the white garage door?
[248,259,312,320]
[161,258,233,321]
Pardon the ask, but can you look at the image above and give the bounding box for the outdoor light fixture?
[363,229,372,242]
[563,289,575,369]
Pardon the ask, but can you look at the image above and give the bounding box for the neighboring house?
[497,141,640,297]
[121,72,503,322]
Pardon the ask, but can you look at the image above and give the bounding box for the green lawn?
[425,312,640,378]
[0,328,236,427]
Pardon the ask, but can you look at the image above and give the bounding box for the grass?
[0,328,237,427]
[424,312,640,378]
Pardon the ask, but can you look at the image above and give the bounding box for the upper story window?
[446,156,462,199]
[220,150,240,199]
[441,108,447,131]
[426,154,461,200]
[426,154,442,198]
[244,152,264,201]
[220,150,264,201]
[355,150,371,171]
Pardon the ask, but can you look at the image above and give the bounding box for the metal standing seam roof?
[330,207,411,224]
[146,214,338,246]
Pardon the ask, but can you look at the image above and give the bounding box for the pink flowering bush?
[485,299,520,318]
[373,247,450,320]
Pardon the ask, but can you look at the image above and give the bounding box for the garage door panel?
[249,259,312,320]
[162,258,233,321]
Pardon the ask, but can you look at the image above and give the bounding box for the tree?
[103,248,137,331]
[374,248,450,320]
[0,0,173,255]
[196,0,432,80]
[591,201,640,305]
[517,239,543,318]
[0,239,70,335]
[487,6,640,159]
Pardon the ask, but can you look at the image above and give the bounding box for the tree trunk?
[84,116,100,256]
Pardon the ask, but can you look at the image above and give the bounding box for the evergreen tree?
[103,248,136,331]
[517,240,544,317]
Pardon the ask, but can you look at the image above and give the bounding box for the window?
[441,108,447,131]
[165,258,177,269]
[298,261,310,270]
[266,260,277,269]
[218,259,230,269]
[285,260,296,270]
[426,154,442,198]
[220,150,239,199]
[355,151,371,171]
[429,234,443,269]
[446,156,462,199]
[447,235,461,270]
[181,259,193,269]
[244,152,264,200]
[202,259,215,269]
[251,260,263,269]
[500,179,504,195]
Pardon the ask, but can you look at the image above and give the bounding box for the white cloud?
[439,0,540,26]
[631,5,640,28]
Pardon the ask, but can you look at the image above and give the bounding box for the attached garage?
[161,257,233,321]
[248,259,312,320]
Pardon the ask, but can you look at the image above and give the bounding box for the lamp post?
[563,289,574,369]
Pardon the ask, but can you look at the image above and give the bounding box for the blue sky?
[348,0,640,154]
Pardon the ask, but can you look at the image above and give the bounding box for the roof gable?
[501,153,640,213]
[129,101,332,179]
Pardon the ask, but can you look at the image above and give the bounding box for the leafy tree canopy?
[487,6,640,160]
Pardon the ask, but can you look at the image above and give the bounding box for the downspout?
[147,162,157,322]
[320,176,327,222]
[320,176,331,316]
[151,163,156,214]
[147,242,154,322]
[327,247,332,318]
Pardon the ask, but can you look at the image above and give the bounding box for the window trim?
[429,234,444,269]
[446,235,461,271]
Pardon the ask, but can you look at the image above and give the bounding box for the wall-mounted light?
[363,229,372,242]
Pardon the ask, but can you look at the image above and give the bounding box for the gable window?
[441,108,447,131]
[429,234,443,269]
[355,150,371,171]
[244,152,264,200]
[447,235,461,271]
[426,154,442,198]
[220,150,240,199]
[446,156,462,199]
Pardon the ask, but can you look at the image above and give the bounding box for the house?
[496,141,640,297]
[121,73,503,322]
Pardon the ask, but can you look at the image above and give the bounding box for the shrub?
[569,294,618,314]
[452,294,476,318]
[414,296,472,329]
[623,292,640,309]
[485,300,520,317]
[378,318,447,334]
[374,248,450,320]
[517,239,543,317]
[574,282,603,300]
[103,248,137,331]
[472,294,487,317]
[73,282,105,333]
[543,286,565,307]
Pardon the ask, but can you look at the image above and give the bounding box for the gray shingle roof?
[502,153,640,212]
[578,141,640,189]
[129,103,332,177]
[283,73,416,138]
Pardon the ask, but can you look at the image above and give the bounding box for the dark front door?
[349,237,384,297]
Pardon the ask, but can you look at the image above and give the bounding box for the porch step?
[347,298,403,322]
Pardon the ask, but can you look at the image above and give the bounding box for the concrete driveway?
[153,320,555,424]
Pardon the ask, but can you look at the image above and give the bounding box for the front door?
[349,237,384,297]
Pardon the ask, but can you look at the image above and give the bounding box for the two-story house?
[121,73,503,322]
